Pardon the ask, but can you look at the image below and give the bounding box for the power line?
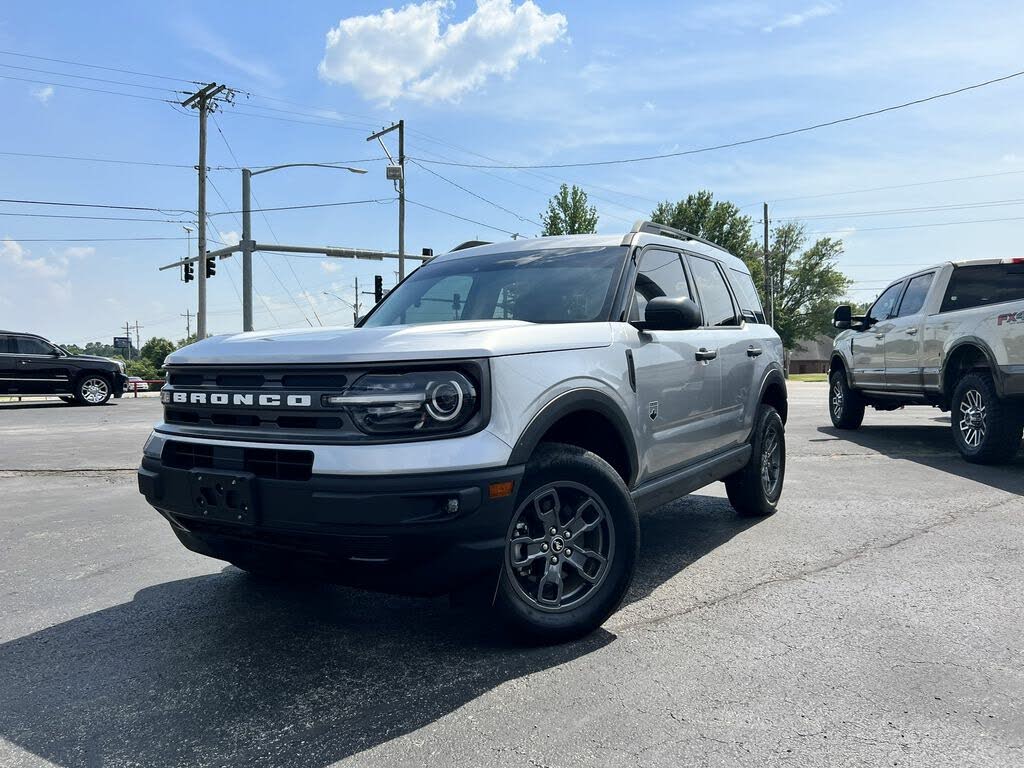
[775,197,1024,222]
[412,69,1024,169]
[406,198,521,237]
[807,214,1024,235]
[409,159,541,228]
[0,48,200,84]
[0,73,178,103]
[0,62,187,94]
[0,211,192,223]
[207,198,395,217]
[1,236,189,243]
[0,197,192,214]
[0,149,197,168]
[741,169,1024,209]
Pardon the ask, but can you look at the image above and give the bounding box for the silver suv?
[138,221,787,642]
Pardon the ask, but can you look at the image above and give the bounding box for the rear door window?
[688,255,739,326]
[941,263,1024,312]
[729,268,766,323]
[895,272,934,317]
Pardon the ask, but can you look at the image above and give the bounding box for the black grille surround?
[157,361,490,445]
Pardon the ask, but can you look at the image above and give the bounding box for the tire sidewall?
[496,444,638,642]
[952,372,998,461]
[829,370,848,427]
[755,407,786,506]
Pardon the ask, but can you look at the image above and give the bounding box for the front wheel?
[495,443,639,644]
[75,374,112,405]
[726,405,786,517]
[952,372,1022,464]
[829,369,864,429]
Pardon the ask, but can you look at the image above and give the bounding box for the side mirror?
[833,305,852,329]
[643,296,702,331]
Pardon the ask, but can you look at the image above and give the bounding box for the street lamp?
[322,290,359,325]
[240,163,368,331]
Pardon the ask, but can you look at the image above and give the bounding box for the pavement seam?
[617,492,1023,633]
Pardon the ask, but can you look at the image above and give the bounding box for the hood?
[166,320,613,366]
[70,354,121,365]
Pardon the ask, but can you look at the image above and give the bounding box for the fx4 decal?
[997,310,1024,326]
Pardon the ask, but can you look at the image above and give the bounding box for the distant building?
[788,335,833,374]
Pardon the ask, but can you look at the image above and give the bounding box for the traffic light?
[183,262,194,283]
[374,274,384,304]
[205,255,216,278]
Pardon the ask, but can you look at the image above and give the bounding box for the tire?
[75,374,112,406]
[829,369,864,429]
[951,371,1023,465]
[725,405,786,518]
[494,443,639,644]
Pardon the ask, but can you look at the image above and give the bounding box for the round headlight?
[426,380,465,422]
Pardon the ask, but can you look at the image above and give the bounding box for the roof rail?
[450,239,492,252]
[630,220,731,255]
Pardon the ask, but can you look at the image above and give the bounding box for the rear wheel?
[495,443,639,644]
[829,369,865,429]
[726,405,786,517]
[951,372,1022,464]
[75,374,111,405]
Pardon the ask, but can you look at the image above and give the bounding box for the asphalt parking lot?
[1,383,1022,767]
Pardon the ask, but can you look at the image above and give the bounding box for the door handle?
[905,328,918,335]
[18,360,31,365]
[695,348,718,362]
[746,346,763,357]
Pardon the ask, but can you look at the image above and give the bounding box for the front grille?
[163,440,313,481]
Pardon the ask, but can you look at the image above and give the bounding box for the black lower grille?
[163,440,313,481]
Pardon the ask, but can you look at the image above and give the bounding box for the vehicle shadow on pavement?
[0,497,755,767]
[0,401,83,411]
[816,424,1024,495]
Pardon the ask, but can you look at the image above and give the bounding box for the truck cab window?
[895,273,934,317]
[868,282,904,322]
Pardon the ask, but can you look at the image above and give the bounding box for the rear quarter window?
[941,263,1024,312]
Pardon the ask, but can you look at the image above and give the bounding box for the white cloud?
[318,0,568,104]
[1,238,65,278]
[32,85,54,104]
[62,246,96,260]
[763,3,839,33]
[320,261,342,273]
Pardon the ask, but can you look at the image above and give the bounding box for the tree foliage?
[541,184,598,236]
[140,337,175,371]
[649,190,850,349]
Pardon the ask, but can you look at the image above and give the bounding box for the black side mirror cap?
[642,296,702,331]
[833,304,852,329]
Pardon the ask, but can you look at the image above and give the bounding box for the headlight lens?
[324,370,478,435]
[117,360,126,373]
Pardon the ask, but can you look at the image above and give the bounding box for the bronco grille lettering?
[167,391,312,407]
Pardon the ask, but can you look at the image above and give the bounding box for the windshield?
[362,246,628,327]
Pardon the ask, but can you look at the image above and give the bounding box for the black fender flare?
[757,364,788,423]
[829,351,854,388]
[941,337,1002,397]
[507,388,639,486]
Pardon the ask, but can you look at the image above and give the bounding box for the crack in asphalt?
[617,492,1023,634]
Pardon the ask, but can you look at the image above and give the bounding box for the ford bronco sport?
[138,221,788,642]
[829,258,1024,463]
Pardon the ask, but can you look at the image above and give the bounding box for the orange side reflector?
[489,481,515,499]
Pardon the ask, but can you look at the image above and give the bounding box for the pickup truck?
[828,258,1024,463]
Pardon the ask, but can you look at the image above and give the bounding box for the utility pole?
[367,120,406,280]
[241,168,253,332]
[134,321,141,355]
[181,309,193,339]
[763,202,773,327]
[124,322,132,361]
[182,83,228,339]
[353,276,361,324]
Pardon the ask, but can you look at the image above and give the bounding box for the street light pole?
[240,163,367,332]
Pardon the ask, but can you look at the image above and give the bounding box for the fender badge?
[649,401,659,420]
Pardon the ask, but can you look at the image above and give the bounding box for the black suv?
[0,331,127,405]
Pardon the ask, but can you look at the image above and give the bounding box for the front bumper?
[113,373,128,397]
[138,454,524,595]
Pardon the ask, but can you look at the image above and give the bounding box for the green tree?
[126,358,159,379]
[650,190,758,263]
[765,222,850,349]
[141,337,175,371]
[541,184,598,236]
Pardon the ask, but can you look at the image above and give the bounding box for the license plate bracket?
[188,470,257,525]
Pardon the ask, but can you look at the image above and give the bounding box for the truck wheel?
[495,443,639,644]
[952,372,1023,464]
[75,374,112,405]
[725,405,786,517]
[829,369,865,429]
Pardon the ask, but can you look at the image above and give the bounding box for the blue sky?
[1,0,1023,345]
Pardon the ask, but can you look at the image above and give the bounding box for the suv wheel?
[725,405,786,517]
[952,371,1023,464]
[495,443,639,643]
[75,375,112,406]
[829,369,865,429]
